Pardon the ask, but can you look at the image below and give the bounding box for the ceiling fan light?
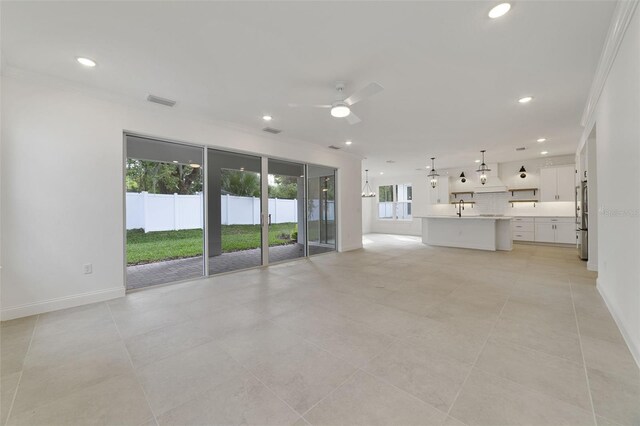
[330,104,350,118]
[488,3,511,19]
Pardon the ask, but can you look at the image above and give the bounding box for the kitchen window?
[378,184,412,220]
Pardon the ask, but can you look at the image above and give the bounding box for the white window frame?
[377,183,412,220]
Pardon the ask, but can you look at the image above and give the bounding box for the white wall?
[586,131,598,270]
[0,72,363,320]
[587,6,640,366]
[364,171,428,236]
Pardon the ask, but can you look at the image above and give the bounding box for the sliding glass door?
[267,159,306,263]
[307,165,337,255]
[125,136,205,289]
[125,135,338,289]
[207,149,263,274]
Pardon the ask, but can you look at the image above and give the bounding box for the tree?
[221,169,260,197]
[268,175,298,199]
[126,159,202,195]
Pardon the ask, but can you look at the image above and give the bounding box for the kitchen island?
[418,216,512,251]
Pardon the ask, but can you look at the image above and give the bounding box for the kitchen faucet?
[457,200,465,217]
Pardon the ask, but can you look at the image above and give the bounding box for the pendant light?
[460,172,466,183]
[519,166,527,178]
[361,169,376,197]
[427,157,439,188]
[476,150,491,185]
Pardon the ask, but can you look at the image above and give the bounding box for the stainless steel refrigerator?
[577,181,588,260]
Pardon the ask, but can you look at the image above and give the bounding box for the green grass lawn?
[126,223,297,265]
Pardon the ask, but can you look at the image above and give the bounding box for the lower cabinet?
[512,217,576,244]
[555,222,577,244]
[534,223,556,243]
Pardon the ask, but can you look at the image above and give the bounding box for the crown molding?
[578,0,639,153]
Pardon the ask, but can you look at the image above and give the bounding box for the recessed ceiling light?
[518,96,533,104]
[345,140,352,145]
[488,3,511,19]
[537,138,547,143]
[380,172,384,175]
[541,151,549,155]
[426,165,431,169]
[172,160,178,163]
[475,159,481,163]
[76,57,97,67]
[190,163,201,168]
[262,115,272,121]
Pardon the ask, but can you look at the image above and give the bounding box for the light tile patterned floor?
[2,234,639,425]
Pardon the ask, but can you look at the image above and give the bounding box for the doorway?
[124,134,338,289]
[307,164,337,255]
[124,136,205,289]
[266,159,307,264]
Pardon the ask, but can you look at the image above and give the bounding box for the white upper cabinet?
[429,177,450,204]
[556,166,575,201]
[540,165,575,202]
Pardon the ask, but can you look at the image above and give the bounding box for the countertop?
[417,215,513,220]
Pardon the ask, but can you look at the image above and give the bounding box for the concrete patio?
[127,243,334,289]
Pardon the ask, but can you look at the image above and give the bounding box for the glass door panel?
[307,165,337,255]
[125,135,204,289]
[267,159,306,263]
[207,149,262,274]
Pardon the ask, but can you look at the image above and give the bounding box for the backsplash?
[474,192,509,216]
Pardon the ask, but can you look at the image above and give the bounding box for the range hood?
[474,176,508,193]
[473,163,507,193]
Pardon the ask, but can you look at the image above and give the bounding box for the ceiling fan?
[289,81,384,125]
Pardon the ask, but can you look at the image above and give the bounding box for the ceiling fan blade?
[344,82,384,106]
[288,103,332,108]
[346,111,361,125]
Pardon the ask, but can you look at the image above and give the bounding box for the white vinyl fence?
[126,192,302,232]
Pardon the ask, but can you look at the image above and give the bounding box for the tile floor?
[1,234,639,425]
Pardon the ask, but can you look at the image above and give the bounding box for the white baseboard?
[1,286,125,321]
[339,243,363,252]
[587,260,598,271]
[596,279,640,370]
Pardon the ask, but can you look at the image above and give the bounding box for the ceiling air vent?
[328,145,341,150]
[386,160,396,163]
[263,127,282,134]
[147,94,176,107]
[516,147,526,151]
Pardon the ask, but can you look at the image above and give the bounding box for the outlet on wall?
[83,263,93,274]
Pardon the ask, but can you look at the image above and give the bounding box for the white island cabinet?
[418,216,513,251]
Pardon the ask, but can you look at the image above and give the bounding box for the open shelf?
[510,199,538,207]
[508,187,538,196]
[451,191,474,199]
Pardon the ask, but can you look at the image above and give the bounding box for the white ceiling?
[1,1,614,175]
